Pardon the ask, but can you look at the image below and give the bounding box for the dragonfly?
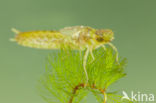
[10,26,119,85]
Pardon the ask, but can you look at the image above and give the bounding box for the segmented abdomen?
[14,31,66,49]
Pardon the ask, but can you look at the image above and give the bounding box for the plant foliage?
[38,47,133,103]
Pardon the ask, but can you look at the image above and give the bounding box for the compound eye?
[96,37,104,42]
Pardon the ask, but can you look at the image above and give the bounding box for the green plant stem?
[103,89,107,103]
[69,83,85,103]
[68,83,107,103]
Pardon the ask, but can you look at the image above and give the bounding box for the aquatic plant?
[38,47,133,103]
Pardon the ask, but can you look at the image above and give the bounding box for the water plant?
[38,47,133,103]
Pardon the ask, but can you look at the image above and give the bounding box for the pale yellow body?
[11,26,118,87]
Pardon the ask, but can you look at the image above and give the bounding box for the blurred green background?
[0,0,156,103]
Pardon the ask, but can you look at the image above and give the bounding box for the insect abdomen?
[13,31,65,49]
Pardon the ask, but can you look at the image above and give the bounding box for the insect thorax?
[59,26,97,50]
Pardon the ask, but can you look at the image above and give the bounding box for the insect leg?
[83,47,89,86]
[89,48,95,63]
[101,45,107,51]
[107,43,119,63]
